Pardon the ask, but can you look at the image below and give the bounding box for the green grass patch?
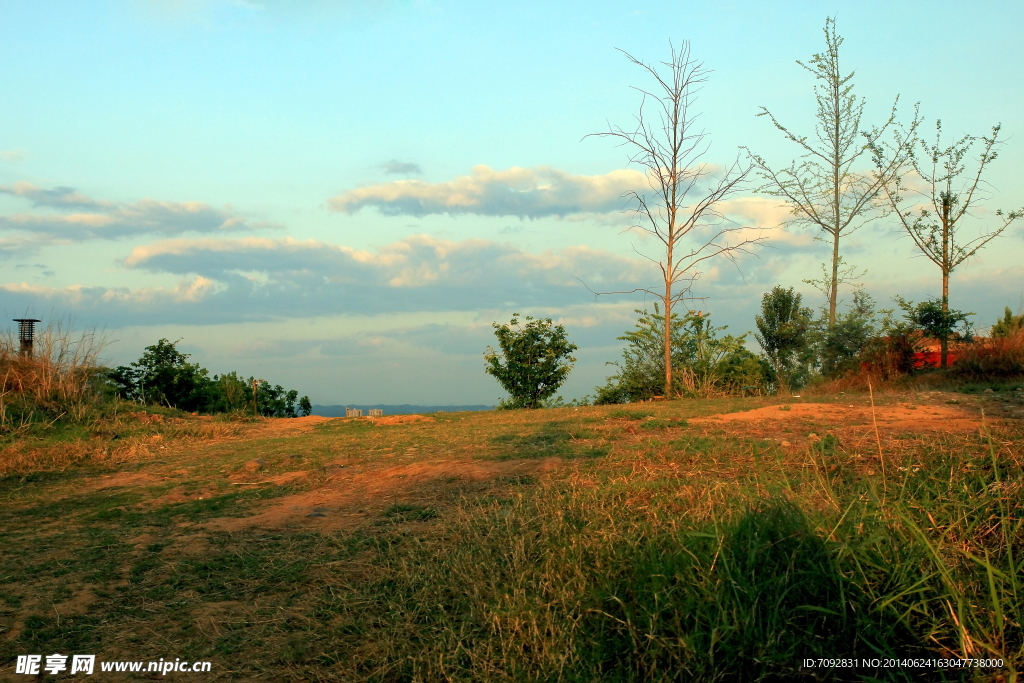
[489,422,605,460]
[383,503,439,522]
[607,409,655,420]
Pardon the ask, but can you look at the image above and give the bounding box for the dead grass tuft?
[0,319,107,432]
[955,326,1024,379]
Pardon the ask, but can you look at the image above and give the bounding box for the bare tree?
[873,120,1023,366]
[589,42,762,398]
[747,18,915,325]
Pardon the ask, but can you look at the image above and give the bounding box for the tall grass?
[955,327,1024,380]
[0,319,107,434]
[318,432,1022,681]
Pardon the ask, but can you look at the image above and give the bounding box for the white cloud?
[0,182,272,254]
[717,196,816,248]
[0,149,27,163]
[0,235,652,325]
[124,234,650,291]
[1,276,219,307]
[329,165,648,218]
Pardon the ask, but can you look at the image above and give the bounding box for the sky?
[2,0,1023,405]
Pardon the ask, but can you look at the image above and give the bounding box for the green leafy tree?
[107,339,311,417]
[991,307,1024,338]
[895,297,973,366]
[108,338,212,411]
[484,314,578,409]
[299,395,313,417]
[755,287,812,393]
[748,18,915,325]
[811,288,880,378]
[254,382,300,418]
[206,371,249,413]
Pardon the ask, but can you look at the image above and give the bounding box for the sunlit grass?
[0,392,1020,681]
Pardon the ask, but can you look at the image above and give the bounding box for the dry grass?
[956,327,1024,379]
[0,319,107,432]
[0,412,246,478]
[0,391,1020,681]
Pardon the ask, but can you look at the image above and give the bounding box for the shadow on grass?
[489,421,608,460]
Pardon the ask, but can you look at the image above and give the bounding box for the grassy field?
[1,388,1022,681]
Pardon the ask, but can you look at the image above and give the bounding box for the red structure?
[912,339,964,369]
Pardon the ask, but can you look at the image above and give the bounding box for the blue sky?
[2,0,1023,405]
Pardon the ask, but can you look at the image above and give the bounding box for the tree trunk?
[829,54,842,327]
[663,289,673,399]
[941,270,950,369]
[664,194,676,398]
[829,229,840,325]
[940,202,951,369]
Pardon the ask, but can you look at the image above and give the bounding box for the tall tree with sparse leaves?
[873,121,1022,367]
[748,18,916,325]
[484,314,577,409]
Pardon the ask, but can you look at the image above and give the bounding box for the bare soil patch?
[86,472,161,491]
[693,401,990,433]
[52,586,98,618]
[247,414,335,437]
[201,457,560,533]
[367,414,435,425]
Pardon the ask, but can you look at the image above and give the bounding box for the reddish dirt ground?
[80,401,1009,536]
[367,414,436,425]
[200,457,561,533]
[692,402,991,433]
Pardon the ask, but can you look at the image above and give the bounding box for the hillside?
[1,389,1021,680]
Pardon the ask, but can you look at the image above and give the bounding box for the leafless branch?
[583,42,764,397]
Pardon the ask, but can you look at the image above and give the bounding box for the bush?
[991,307,1024,338]
[485,314,578,409]
[107,339,310,417]
[895,296,974,369]
[596,306,769,403]
[594,307,675,404]
[857,321,921,380]
[810,288,880,378]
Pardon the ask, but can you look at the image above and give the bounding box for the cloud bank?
[2,235,651,325]
[329,165,648,218]
[0,182,270,254]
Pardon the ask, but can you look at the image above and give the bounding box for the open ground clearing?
[1,389,1022,681]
